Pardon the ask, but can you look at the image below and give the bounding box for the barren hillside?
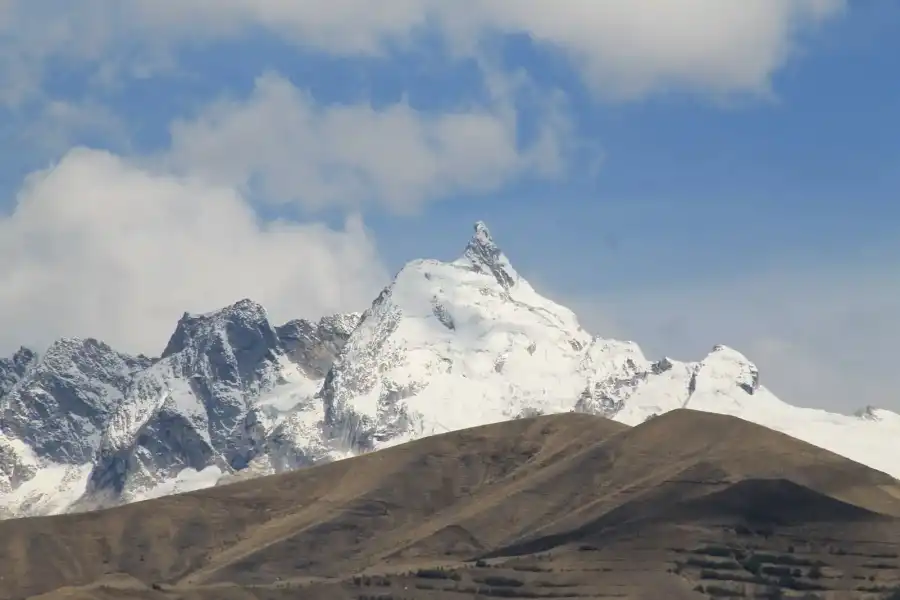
[2,410,899,599]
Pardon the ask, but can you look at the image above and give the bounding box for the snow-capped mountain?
[0,305,359,516]
[318,222,899,476]
[0,221,898,518]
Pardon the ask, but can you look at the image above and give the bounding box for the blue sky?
[0,0,898,412]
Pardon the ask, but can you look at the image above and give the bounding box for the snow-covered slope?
[0,339,153,516]
[319,222,900,479]
[0,220,897,518]
[321,221,599,449]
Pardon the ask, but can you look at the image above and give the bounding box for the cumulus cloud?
[567,265,900,413]
[0,63,568,352]
[163,71,566,213]
[0,0,847,102]
[451,0,846,98]
[0,148,388,356]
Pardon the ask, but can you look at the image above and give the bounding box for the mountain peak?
[2,346,38,373]
[41,338,121,370]
[473,219,491,238]
[700,344,760,395]
[0,347,39,399]
[460,221,518,290]
[194,298,267,323]
[10,346,37,365]
[161,299,273,359]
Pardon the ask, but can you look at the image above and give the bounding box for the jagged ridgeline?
[1,222,899,518]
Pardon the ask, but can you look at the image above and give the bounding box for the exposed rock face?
[83,301,361,506]
[276,313,361,377]
[0,301,361,515]
[0,339,152,474]
[0,347,38,399]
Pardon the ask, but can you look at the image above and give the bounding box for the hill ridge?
[2,409,900,599]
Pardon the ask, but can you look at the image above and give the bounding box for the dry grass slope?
[1,409,899,599]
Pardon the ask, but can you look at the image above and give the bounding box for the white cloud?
[0,59,569,353]
[0,0,847,103]
[163,71,566,212]
[0,148,388,356]
[129,0,432,55]
[567,264,900,413]
[452,0,846,98]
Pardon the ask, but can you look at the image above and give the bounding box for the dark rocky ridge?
[1,302,361,514]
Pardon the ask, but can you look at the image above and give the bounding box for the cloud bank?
[0,54,569,354]
[0,149,387,355]
[0,0,846,102]
[164,71,566,213]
